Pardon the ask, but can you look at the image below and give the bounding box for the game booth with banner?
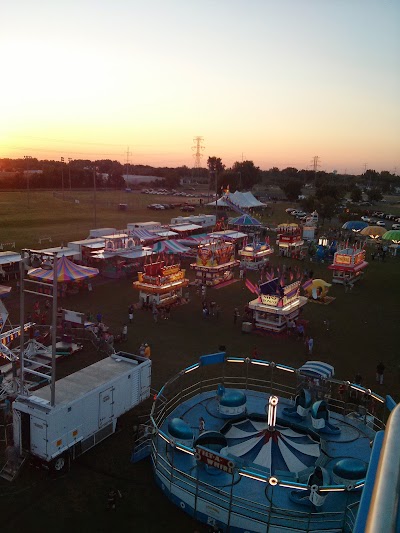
[328,246,368,285]
[133,259,189,308]
[246,277,308,333]
[277,224,305,259]
[190,240,239,287]
[238,237,274,271]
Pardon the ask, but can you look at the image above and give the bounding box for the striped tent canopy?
[152,240,189,254]
[28,255,99,282]
[0,285,12,298]
[298,361,335,379]
[231,214,262,226]
[131,228,162,242]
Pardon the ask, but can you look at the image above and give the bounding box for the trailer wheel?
[51,453,70,475]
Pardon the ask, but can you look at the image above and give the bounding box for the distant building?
[123,174,160,184]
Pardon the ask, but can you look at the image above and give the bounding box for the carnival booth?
[238,237,274,270]
[27,256,99,297]
[277,224,304,259]
[133,260,189,308]
[190,240,239,287]
[328,246,368,285]
[248,278,307,333]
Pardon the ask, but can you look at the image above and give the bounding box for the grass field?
[0,190,399,532]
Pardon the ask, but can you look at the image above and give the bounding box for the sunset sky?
[1,0,399,173]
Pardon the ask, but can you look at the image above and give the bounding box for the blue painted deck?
[154,389,375,531]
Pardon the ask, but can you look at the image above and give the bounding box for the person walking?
[139,342,146,357]
[121,324,128,342]
[307,337,314,355]
[128,305,134,324]
[376,362,385,385]
[152,307,159,323]
[144,343,151,359]
[107,488,122,511]
[199,417,205,434]
[233,308,240,325]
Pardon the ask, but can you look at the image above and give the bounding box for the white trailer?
[12,352,151,473]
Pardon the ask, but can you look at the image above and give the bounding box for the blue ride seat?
[310,400,340,434]
[282,389,312,419]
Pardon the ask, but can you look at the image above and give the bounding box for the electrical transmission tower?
[311,156,321,185]
[311,156,321,173]
[192,136,205,169]
[125,146,132,185]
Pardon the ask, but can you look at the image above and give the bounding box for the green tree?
[318,196,340,223]
[367,188,383,203]
[231,160,261,189]
[207,157,226,189]
[281,180,302,201]
[350,186,362,203]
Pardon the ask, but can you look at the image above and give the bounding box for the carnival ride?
[142,353,389,532]
[303,279,332,301]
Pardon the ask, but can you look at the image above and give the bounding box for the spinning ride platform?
[145,354,389,532]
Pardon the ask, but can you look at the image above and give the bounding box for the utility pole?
[23,155,32,208]
[125,146,132,182]
[61,157,65,199]
[214,171,218,218]
[93,166,97,228]
[68,158,72,190]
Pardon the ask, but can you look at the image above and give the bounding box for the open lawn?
[0,191,399,532]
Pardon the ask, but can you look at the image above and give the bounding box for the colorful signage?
[195,446,235,474]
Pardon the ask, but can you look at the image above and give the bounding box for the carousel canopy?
[28,255,99,282]
[382,230,400,242]
[298,361,335,379]
[222,418,320,473]
[152,240,189,254]
[342,221,368,231]
[360,226,386,237]
[230,214,262,226]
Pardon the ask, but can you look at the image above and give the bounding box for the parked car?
[361,216,371,222]
[180,205,195,212]
[392,223,400,230]
[285,208,296,213]
[376,220,386,227]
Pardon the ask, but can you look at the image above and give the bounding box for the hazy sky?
[1,0,399,173]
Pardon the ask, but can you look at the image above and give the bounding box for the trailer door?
[30,417,48,457]
[140,362,151,401]
[99,388,114,427]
